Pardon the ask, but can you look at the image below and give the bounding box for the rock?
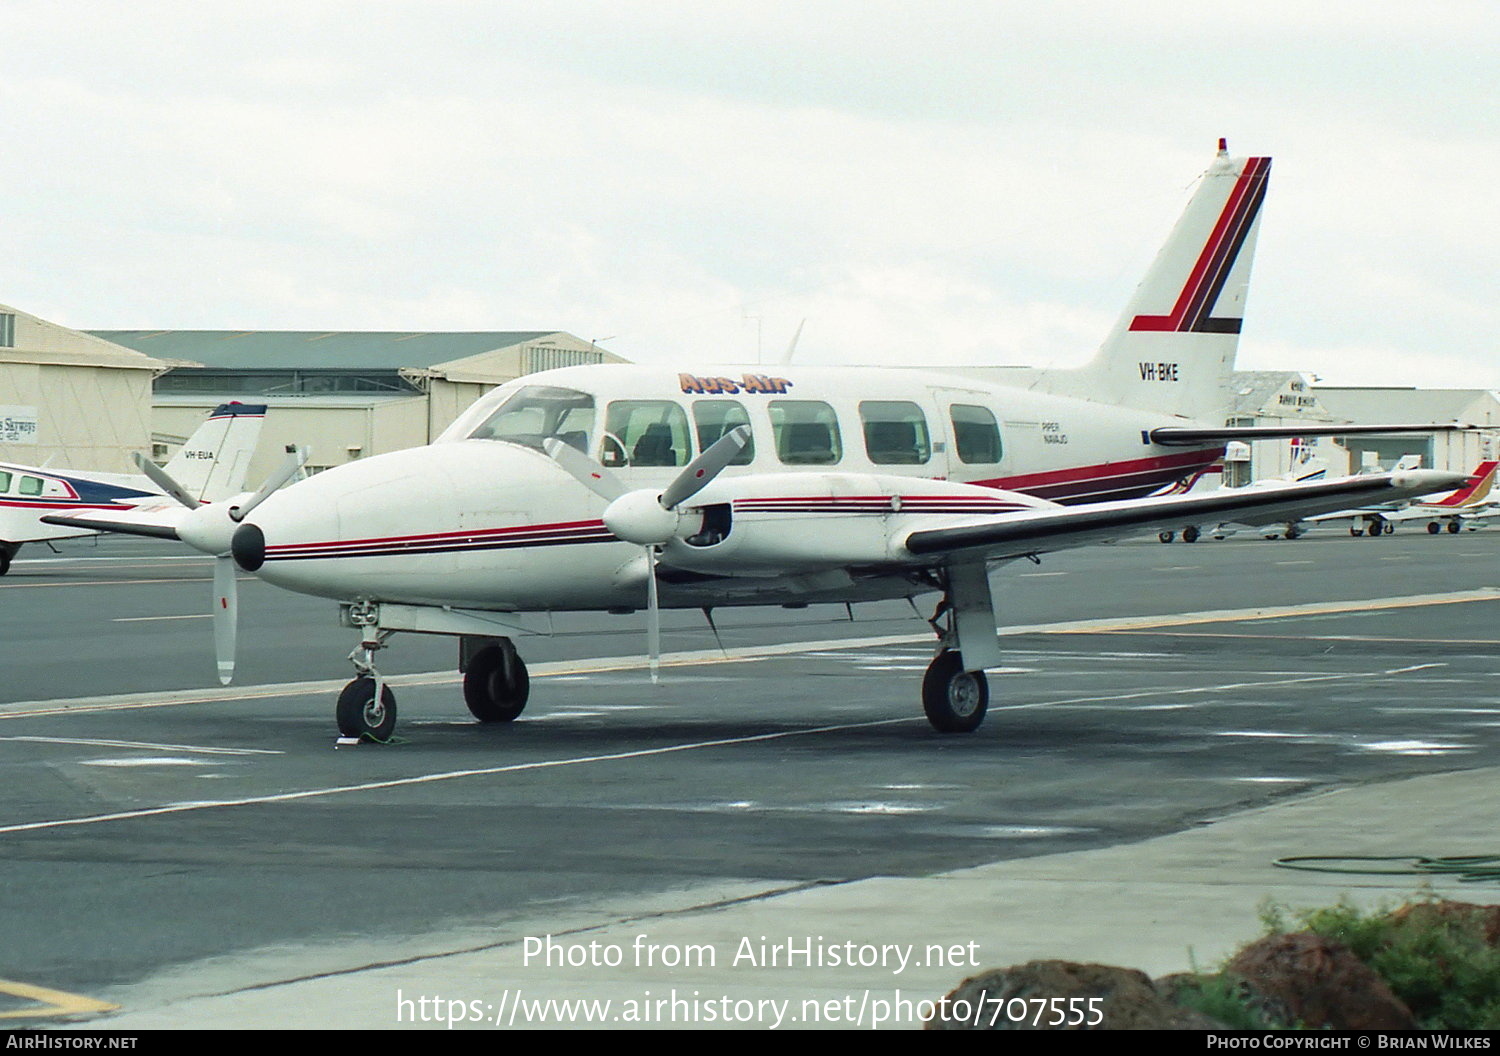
[925,960,1224,1030]
[1224,931,1416,1029]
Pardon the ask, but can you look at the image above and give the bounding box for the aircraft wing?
[902,470,1466,561]
[39,505,186,541]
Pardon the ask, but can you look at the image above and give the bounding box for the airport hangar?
[90,329,628,481]
[0,302,170,473]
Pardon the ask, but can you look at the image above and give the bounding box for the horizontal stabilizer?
[1150,422,1476,446]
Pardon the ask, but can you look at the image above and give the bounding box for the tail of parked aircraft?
[1072,140,1270,422]
[162,403,267,503]
[1425,460,1499,508]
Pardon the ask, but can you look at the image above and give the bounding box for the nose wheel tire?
[463,645,530,722]
[337,677,397,740]
[922,650,988,734]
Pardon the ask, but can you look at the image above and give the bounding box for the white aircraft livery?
[100,143,1472,741]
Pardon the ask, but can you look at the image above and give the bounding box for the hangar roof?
[89,330,562,371]
[1314,386,1500,425]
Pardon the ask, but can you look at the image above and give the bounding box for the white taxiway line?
[0,736,281,756]
[0,719,911,836]
[112,614,211,623]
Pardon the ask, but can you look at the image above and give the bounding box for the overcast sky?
[3,1,1495,387]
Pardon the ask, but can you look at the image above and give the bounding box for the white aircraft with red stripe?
[91,143,1471,741]
[0,402,266,576]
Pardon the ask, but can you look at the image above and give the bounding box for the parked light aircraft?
[0,402,266,575]
[56,144,1472,740]
[1159,453,1430,543]
[1303,458,1498,537]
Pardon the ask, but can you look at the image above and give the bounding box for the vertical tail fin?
[1080,141,1271,420]
[1429,460,1499,508]
[162,403,267,503]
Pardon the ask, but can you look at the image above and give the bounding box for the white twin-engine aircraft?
[85,143,1471,741]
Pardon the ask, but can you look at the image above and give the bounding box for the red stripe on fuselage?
[264,518,609,555]
[976,449,1222,503]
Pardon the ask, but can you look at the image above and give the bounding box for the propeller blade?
[230,444,309,523]
[543,437,626,502]
[213,556,238,685]
[647,546,661,685]
[660,426,750,510]
[132,452,199,511]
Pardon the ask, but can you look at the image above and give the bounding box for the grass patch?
[1257,895,1500,1030]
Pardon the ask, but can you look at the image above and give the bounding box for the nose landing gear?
[337,626,397,741]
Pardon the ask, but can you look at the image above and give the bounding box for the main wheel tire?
[1367,522,1383,537]
[1428,522,1441,534]
[1182,525,1200,543]
[1158,530,1174,544]
[922,651,988,734]
[336,676,397,740]
[0,550,10,576]
[1447,521,1461,534]
[463,644,530,722]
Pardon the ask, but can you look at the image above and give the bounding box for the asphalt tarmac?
[0,527,1496,1027]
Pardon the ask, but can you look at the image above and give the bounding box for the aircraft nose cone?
[232,522,265,572]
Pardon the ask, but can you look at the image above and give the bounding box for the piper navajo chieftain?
[69,143,1471,740]
[0,402,266,575]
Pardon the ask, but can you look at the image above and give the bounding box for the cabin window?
[692,401,755,465]
[951,404,1002,464]
[0,472,11,492]
[769,400,842,465]
[859,401,931,465]
[19,476,44,497]
[602,400,691,468]
[467,385,595,452]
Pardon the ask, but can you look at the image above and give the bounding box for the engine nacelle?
[659,472,1056,576]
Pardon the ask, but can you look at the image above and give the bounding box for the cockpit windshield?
[466,385,595,452]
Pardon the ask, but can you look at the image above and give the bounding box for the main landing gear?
[461,638,530,722]
[922,648,989,733]
[921,564,1001,734]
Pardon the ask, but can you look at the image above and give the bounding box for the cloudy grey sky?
[3,0,1495,386]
